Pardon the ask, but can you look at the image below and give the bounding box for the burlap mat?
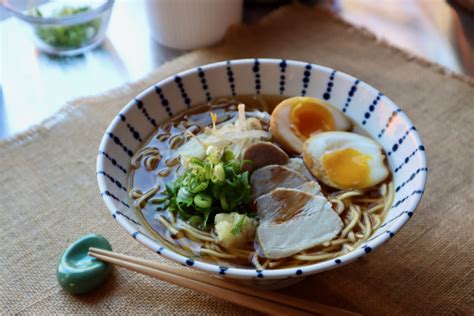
[1,5,473,315]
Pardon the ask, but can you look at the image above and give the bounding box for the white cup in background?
[145,0,243,50]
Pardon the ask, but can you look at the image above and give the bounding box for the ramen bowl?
[97,59,427,289]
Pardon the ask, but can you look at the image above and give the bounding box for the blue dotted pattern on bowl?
[154,86,173,117]
[175,76,192,108]
[342,79,359,113]
[301,64,312,96]
[323,70,336,100]
[279,60,287,95]
[226,61,236,97]
[253,58,262,94]
[197,67,212,102]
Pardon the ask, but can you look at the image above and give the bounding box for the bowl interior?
[97,59,427,280]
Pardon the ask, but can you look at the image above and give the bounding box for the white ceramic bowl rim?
[97,58,427,279]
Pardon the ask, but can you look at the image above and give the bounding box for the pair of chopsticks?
[88,248,360,316]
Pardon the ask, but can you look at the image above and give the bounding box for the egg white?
[303,131,389,189]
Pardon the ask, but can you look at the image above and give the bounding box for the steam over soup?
[129,95,393,269]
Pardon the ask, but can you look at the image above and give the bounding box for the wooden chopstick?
[88,247,360,316]
[89,250,310,315]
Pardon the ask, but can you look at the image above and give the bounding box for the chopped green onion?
[231,214,247,236]
[220,194,229,211]
[163,147,252,230]
[223,150,234,162]
[31,6,101,49]
[194,193,212,209]
[212,164,225,183]
[177,187,193,206]
[188,216,203,228]
[189,181,208,193]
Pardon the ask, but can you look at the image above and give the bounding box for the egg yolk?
[291,101,335,139]
[322,148,371,189]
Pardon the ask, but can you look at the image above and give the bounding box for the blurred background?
[0,0,473,139]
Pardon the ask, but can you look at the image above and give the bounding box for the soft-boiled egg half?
[270,97,352,154]
[303,131,389,190]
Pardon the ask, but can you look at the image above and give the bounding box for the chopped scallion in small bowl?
[2,0,114,56]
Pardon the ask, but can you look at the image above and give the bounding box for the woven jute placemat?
[1,5,473,315]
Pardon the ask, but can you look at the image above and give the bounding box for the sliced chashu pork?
[255,188,342,259]
[242,142,289,173]
[285,157,314,181]
[250,165,306,199]
[295,181,321,195]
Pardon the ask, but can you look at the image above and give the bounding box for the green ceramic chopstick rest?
[56,233,112,294]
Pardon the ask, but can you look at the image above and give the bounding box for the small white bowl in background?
[145,0,243,50]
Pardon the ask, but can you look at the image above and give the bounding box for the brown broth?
[129,94,392,268]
